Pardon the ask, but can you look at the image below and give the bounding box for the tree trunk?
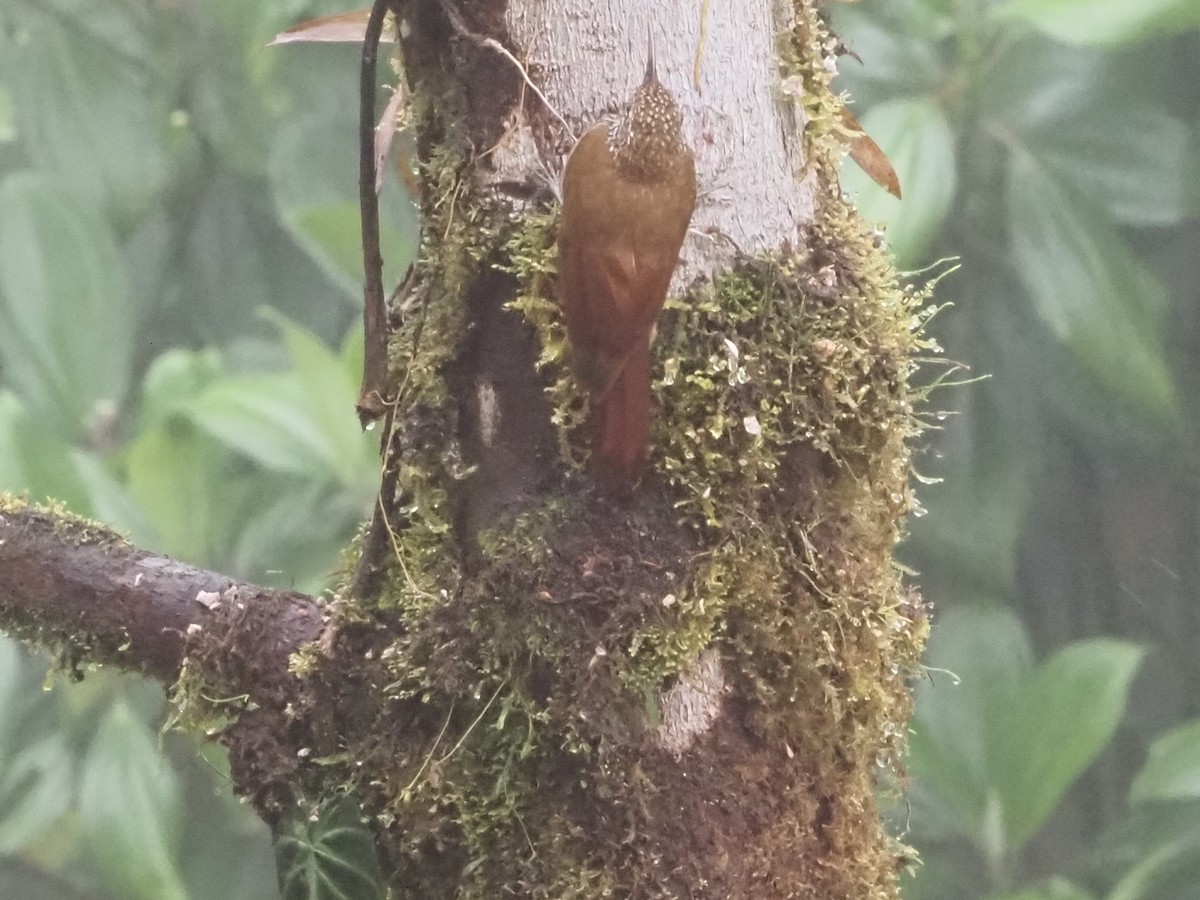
[0,1,931,897]
[330,0,929,895]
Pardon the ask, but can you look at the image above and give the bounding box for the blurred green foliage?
[832,0,1200,898]
[2,0,1199,898]
[0,1,417,896]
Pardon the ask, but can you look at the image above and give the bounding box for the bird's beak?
[643,28,657,86]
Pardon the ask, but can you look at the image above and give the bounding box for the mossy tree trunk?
[330,0,930,896]
[0,1,931,897]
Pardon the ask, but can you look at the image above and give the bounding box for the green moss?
[505,206,589,466]
[358,82,495,618]
[0,493,134,678]
[299,3,934,895]
[11,4,934,882]
[341,198,932,893]
[165,657,252,735]
[0,492,129,549]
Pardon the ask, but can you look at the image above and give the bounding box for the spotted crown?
[608,80,687,182]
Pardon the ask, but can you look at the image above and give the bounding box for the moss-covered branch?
[0,494,321,684]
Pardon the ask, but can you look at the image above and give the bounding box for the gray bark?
[506,0,815,284]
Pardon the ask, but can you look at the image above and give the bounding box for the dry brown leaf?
[375,84,409,194]
[839,106,901,200]
[270,10,391,46]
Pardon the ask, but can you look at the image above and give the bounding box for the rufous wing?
[559,235,674,398]
[557,123,695,497]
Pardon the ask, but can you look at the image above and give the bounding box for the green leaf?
[127,336,371,573]
[1037,103,1190,226]
[1089,801,1200,900]
[70,450,158,547]
[270,107,417,298]
[263,311,378,489]
[274,795,386,900]
[124,424,221,561]
[188,374,341,478]
[1107,834,1200,900]
[0,172,134,439]
[0,390,92,513]
[1131,718,1200,804]
[79,702,187,900]
[994,639,1143,849]
[1006,160,1179,423]
[841,96,957,267]
[0,736,74,853]
[289,203,368,297]
[910,606,1033,829]
[123,348,234,549]
[4,15,169,224]
[991,0,1200,46]
[229,481,362,592]
[1003,63,1193,227]
[912,610,1143,857]
[185,317,377,489]
[137,348,225,430]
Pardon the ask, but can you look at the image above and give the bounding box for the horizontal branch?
[0,496,322,683]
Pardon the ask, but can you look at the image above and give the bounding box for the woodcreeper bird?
[557,36,696,499]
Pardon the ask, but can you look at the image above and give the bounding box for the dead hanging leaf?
[375,83,409,194]
[270,10,393,46]
[375,93,423,205]
[839,106,902,200]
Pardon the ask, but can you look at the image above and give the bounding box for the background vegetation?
[0,1,401,896]
[832,1,1200,898]
[0,0,1196,897]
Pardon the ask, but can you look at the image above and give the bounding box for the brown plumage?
[557,41,696,499]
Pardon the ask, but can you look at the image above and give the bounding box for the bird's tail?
[589,343,651,500]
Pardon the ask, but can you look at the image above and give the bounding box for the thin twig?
[349,404,405,601]
[435,681,507,764]
[401,698,457,798]
[356,0,397,428]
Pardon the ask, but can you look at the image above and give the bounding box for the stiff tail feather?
[589,343,652,500]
